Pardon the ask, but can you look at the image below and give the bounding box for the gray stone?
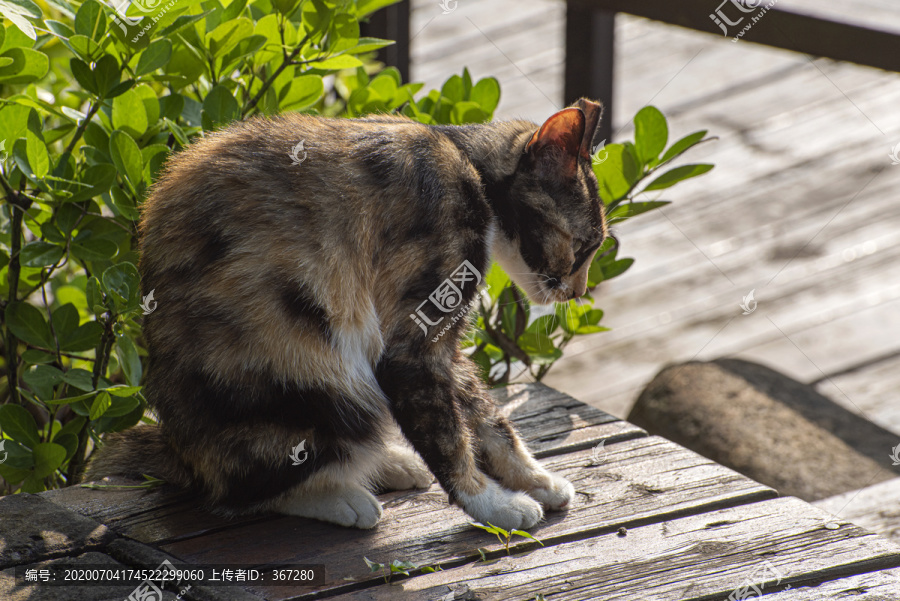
[627,359,900,501]
[0,494,115,568]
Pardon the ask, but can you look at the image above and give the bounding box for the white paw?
[528,472,575,511]
[377,444,434,491]
[277,485,383,529]
[456,480,544,531]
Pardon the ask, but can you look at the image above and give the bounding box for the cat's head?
[490,98,608,305]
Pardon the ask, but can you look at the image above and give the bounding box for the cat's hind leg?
[271,440,386,529]
[373,422,434,492]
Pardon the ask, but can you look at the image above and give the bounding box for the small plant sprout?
[363,558,441,584]
[470,522,544,555]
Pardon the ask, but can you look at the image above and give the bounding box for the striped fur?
[85,99,607,530]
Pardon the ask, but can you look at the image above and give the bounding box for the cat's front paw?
[455,480,544,531]
[277,485,383,529]
[528,472,575,511]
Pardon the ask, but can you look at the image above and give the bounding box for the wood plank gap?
[531,426,648,459]
[285,489,778,600]
[684,555,900,601]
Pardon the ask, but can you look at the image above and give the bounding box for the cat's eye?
[573,241,583,254]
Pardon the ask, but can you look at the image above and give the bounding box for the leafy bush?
[0,0,711,494]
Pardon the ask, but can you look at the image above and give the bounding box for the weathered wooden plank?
[159,437,774,599]
[814,478,900,545]
[814,352,900,434]
[42,384,641,545]
[760,567,900,600]
[40,476,275,547]
[328,497,900,601]
[491,383,645,458]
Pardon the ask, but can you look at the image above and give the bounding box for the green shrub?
[0,0,712,494]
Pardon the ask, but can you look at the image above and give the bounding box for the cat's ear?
[525,107,585,179]
[569,98,604,159]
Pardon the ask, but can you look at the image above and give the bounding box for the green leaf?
[71,237,118,262]
[510,529,544,545]
[606,200,670,223]
[116,335,142,386]
[592,143,639,204]
[220,34,266,72]
[22,364,64,400]
[62,368,95,391]
[51,303,80,339]
[40,222,66,244]
[22,349,55,364]
[483,263,510,305]
[135,38,172,76]
[32,442,66,478]
[201,84,239,130]
[102,394,140,417]
[0,437,36,471]
[312,54,363,70]
[346,37,393,55]
[280,74,324,111]
[74,0,104,41]
[53,433,78,461]
[89,391,111,420]
[61,321,103,352]
[92,55,121,97]
[327,13,359,54]
[0,0,42,40]
[109,130,143,188]
[301,0,333,33]
[67,164,116,203]
[525,314,560,336]
[102,385,141,397]
[43,391,96,405]
[355,0,396,18]
[102,262,140,308]
[5,301,53,348]
[634,105,668,166]
[163,117,188,146]
[659,130,708,165]
[601,258,634,280]
[0,47,49,84]
[451,101,488,125]
[86,276,103,313]
[68,34,101,61]
[19,240,63,267]
[271,0,299,16]
[363,557,383,573]
[643,164,714,191]
[133,83,160,128]
[206,17,253,59]
[112,90,149,140]
[0,403,40,447]
[24,128,48,179]
[471,77,500,114]
[58,416,86,439]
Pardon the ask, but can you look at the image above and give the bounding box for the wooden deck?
[409,0,900,435]
[0,384,893,600]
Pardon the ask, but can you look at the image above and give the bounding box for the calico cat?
[85,98,608,531]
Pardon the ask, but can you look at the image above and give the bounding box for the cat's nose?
[569,283,587,299]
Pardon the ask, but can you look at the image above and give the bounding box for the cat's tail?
[83,425,192,487]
